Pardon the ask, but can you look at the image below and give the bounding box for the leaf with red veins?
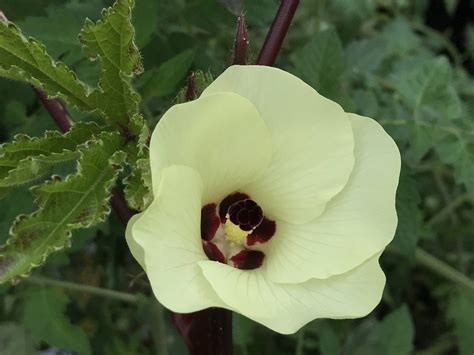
[201,203,220,241]
[230,250,265,270]
[218,192,249,222]
[246,218,276,246]
[203,241,226,263]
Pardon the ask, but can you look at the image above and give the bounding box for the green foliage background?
[0,0,473,354]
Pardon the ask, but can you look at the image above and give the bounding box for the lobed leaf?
[79,0,143,127]
[448,292,474,355]
[23,288,91,355]
[0,122,101,193]
[124,156,153,211]
[0,131,126,284]
[292,28,345,100]
[137,49,195,100]
[389,57,462,121]
[343,306,414,355]
[0,19,92,111]
[391,169,422,257]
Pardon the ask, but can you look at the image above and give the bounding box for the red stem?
[256,0,300,66]
[33,88,73,133]
[173,308,233,355]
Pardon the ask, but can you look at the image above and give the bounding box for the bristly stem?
[256,0,300,66]
[231,14,249,65]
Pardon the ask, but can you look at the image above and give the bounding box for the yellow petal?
[132,165,226,312]
[149,92,272,205]
[202,65,354,224]
[266,114,401,282]
[199,254,385,334]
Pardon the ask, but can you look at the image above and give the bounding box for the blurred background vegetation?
[0,0,473,354]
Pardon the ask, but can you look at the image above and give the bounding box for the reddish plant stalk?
[173,308,233,355]
[33,88,74,133]
[256,0,300,66]
[231,15,249,65]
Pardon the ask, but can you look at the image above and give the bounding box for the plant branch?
[390,247,474,296]
[32,88,74,133]
[27,275,140,303]
[256,0,300,66]
[414,248,474,295]
[425,193,469,228]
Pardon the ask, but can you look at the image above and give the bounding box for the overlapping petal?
[125,213,146,270]
[265,114,401,282]
[149,92,272,205]
[202,65,354,224]
[199,254,385,334]
[131,165,226,312]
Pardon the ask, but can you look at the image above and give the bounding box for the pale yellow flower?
[126,65,401,334]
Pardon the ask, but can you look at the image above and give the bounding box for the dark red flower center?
[200,192,276,270]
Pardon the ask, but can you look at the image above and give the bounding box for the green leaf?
[435,127,474,198]
[444,0,459,15]
[375,305,414,355]
[0,19,92,111]
[0,188,33,244]
[17,0,105,65]
[138,49,195,100]
[0,122,101,193]
[133,0,159,48]
[343,306,414,355]
[448,292,474,355]
[124,156,152,211]
[0,322,35,355]
[0,131,125,284]
[391,169,422,257]
[381,18,421,56]
[318,323,341,355]
[232,313,256,348]
[292,28,344,100]
[79,0,143,127]
[23,287,91,355]
[390,57,462,121]
[345,38,388,75]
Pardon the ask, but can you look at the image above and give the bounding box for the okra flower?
[126,66,401,334]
